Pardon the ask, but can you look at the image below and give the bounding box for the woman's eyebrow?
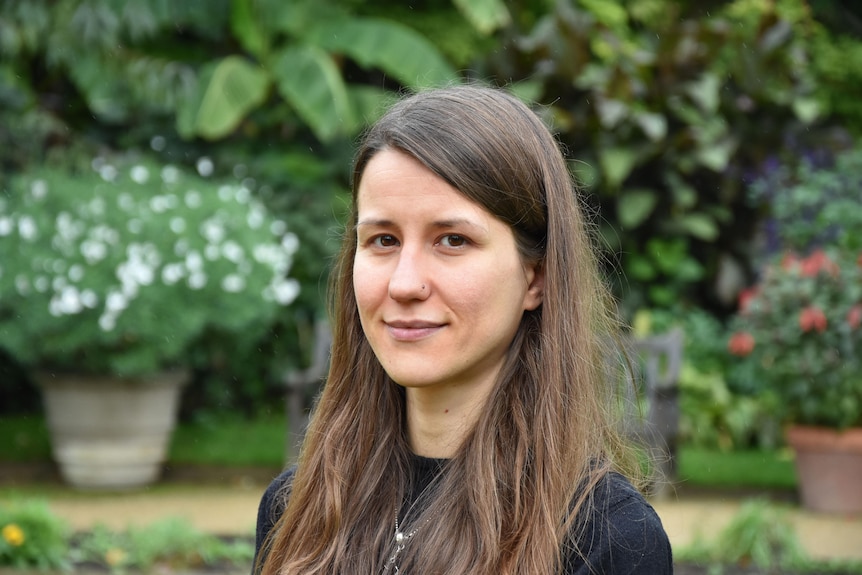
[356,217,487,233]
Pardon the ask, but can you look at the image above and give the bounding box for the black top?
[254,456,673,574]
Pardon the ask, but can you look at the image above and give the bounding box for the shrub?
[0,155,300,376]
[0,500,69,570]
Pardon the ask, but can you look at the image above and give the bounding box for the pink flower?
[800,250,838,278]
[848,305,862,330]
[728,331,756,356]
[738,287,758,314]
[799,306,828,333]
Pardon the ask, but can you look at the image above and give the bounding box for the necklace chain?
[384,510,424,573]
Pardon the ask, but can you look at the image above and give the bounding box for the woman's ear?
[523,261,545,311]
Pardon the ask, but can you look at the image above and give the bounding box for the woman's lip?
[385,322,443,341]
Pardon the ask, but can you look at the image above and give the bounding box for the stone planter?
[37,370,188,490]
[786,425,862,514]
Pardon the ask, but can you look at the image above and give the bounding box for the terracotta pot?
[37,371,188,490]
[786,425,862,514]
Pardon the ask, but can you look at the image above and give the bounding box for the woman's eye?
[373,234,398,247]
[440,234,467,248]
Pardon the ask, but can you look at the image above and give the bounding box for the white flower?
[0,216,13,236]
[170,217,186,234]
[51,285,84,315]
[200,218,225,243]
[205,244,220,260]
[161,263,185,285]
[281,232,300,255]
[128,219,143,234]
[196,156,214,177]
[106,291,128,313]
[161,165,180,184]
[34,276,49,292]
[80,239,108,264]
[221,274,245,293]
[234,186,251,204]
[246,206,264,229]
[80,289,98,308]
[18,216,38,240]
[98,313,116,331]
[150,135,166,151]
[68,264,85,282]
[185,250,203,272]
[184,190,202,209]
[218,185,233,201]
[222,240,244,263]
[30,179,48,199]
[130,165,150,184]
[150,195,174,213]
[174,239,189,256]
[188,272,207,289]
[15,274,30,295]
[270,220,287,236]
[99,164,118,182]
[265,278,300,305]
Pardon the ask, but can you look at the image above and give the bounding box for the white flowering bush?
[0,156,300,375]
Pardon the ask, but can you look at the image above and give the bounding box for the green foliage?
[0,500,69,569]
[73,518,253,572]
[677,499,805,571]
[482,0,846,312]
[750,146,862,254]
[0,498,252,572]
[0,155,300,375]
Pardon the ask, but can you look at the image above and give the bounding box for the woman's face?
[353,149,544,397]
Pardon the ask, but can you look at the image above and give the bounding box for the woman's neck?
[404,382,493,458]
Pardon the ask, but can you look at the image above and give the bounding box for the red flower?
[738,287,758,314]
[799,306,828,333]
[848,305,862,330]
[800,249,838,278]
[728,331,756,356]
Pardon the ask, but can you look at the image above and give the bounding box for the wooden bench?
[620,328,684,497]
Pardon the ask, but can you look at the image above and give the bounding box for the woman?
[255,85,672,574]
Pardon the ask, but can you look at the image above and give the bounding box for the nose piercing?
[421,284,426,291]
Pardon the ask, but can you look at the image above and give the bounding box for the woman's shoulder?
[564,472,673,574]
[254,466,296,557]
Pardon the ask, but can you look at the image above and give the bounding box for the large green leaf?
[303,18,458,89]
[272,45,353,142]
[177,56,270,140]
[452,0,510,35]
[231,0,270,59]
[676,213,719,241]
[617,188,658,229]
[599,147,637,189]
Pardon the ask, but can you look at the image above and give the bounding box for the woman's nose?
[388,249,431,302]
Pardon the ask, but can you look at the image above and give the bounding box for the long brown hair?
[260,85,634,574]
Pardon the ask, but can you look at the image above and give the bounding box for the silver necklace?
[384,511,423,573]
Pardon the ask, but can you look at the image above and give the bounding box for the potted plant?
[0,155,300,488]
[727,147,862,514]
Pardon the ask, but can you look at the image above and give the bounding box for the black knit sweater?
[254,455,673,574]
